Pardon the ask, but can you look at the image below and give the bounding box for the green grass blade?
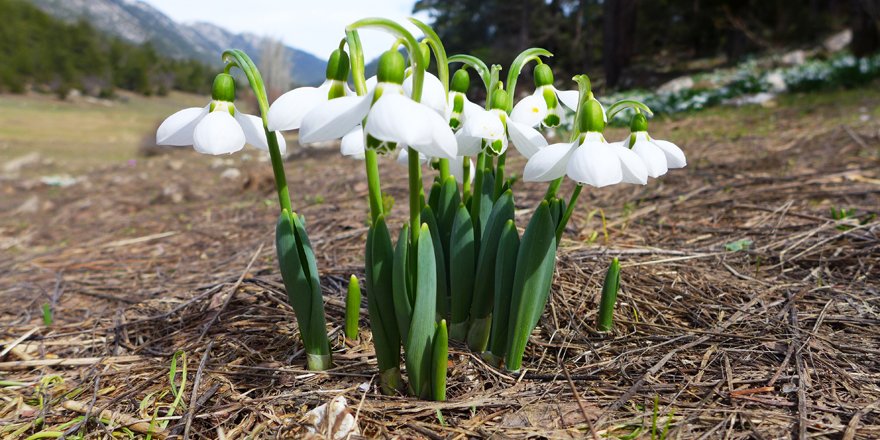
[505,201,558,373]
[405,223,437,399]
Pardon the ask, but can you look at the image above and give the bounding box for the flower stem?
[544,177,563,200]
[365,150,384,223]
[409,146,423,244]
[470,152,486,230]
[462,159,472,200]
[265,131,292,213]
[438,158,450,182]
[555,184,583,241]
[494,152,507,198]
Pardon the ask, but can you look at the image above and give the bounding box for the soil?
[1,89,879,439]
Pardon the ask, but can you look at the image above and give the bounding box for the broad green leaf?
[436,176,461,255]
[506,202,558,373]
[477,170,496,238]
[291,213,331,364]
[422,206,449,320]
[427,181,442,215]
[432,320,448,401]
[365,217,401,373]
[488,220,519,361]
[345,275,361,340]
[392,224,412,343]
[406,223,437,400]
[448,204,475,341]
[597,257,620,332]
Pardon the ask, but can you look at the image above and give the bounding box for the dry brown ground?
[1,88,879,439]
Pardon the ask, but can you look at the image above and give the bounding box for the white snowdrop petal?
[156,106,208,146]
[267,86,326,131]
[510,94,547,127]
[365,94,433,148]
[235,112,269,151]
[397,148,429,167]
[507,119,549,158]
[523,142,577,182]
[461,109,505,142]
[365,76,377,94]
[615,144,649,184]
[274,131,287,155]
[449,156,474,184]
[652,139,687,168]
[427,116,458,159]
[566,142,622,187]
[631,140,668,178]
[299,94,371,144]
[555,88,580,112]
[193,111,246,155]
[455,131,482,156]
[462,99,484,122]
[340,126,366,159]
[405,72,447,116]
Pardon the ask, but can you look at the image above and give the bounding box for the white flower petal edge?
[507,119,548,158]
[404,72,447,116]
[449,155,475,184]
[341,126,366,159]
[455,130,482,156]
[567,142,622,188]
[396,148,429,167]
[652,139,687,168]
[631,138,668,178]
[299,93,372,144]
[614,145,648,184]
[510,94,547,127]
[555,88,580,112]
[193,112,246,155]
[365,94,455,159]
[460,109,505,143]
[267,86,326,131]
[523,142,577,182]
[157,106,208,145]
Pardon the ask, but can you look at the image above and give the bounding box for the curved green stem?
[544,177,563,200]
[448,54,491,92]
[555,184,583,241]
[221,49,291,214]
[606,99,654,121]
[486,65,503,109]
[408,147,422,244]
[346,30,368,95]
[505,48,553,112]
[409,18,448,94]
[347,18,426,101]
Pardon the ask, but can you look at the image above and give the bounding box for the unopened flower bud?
[451,69,470,93]
[578,98,606,133]
[211,73,235,102]
[377,50,406,85]
[418,42,431,69]
[630,112,648,132]
[489,88,509,112]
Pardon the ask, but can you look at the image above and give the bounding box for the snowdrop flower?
[511,64,579,129]
[446,68,483,130]
[618,113,687,178]
[298,50,456,160]
[267,49,352,132]
[457,88,548,158]
[524,97,647,187]
[157,73,286,155]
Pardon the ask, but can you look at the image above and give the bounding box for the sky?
[144,0,430,62]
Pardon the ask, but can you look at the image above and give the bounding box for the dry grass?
[1,87,879,439]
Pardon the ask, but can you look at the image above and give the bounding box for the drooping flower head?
[524,79,647,187]
[619,112,687,179]
[457,87,548,159]
[510,63,579,129]
[297,49,456,160]
[267,48,352,132]
[446,68,482,130]
[156,73,286,155]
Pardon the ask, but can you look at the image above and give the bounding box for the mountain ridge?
[27,0,327,86]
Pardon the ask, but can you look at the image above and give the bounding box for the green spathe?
[377,49,406,84]
[211,73,235,102]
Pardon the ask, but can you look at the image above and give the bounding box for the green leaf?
[406,223,438,399]
[488,220,519,361]
[506,202,558,373]
[449,204,475,341]
[596,257,620,332]
[427,181,442,215]
[392,224,413,343]
[469,190,515,352]
[365,217,401,374]
[422,205,449,320]
[477,170,496,238]
[432,319,448,401]
[345,275,361,340]
[276,210,331,370]
[724,239,753,252]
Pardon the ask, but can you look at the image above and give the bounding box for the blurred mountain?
[28,0,326,86]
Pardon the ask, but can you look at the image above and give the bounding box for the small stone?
[220,168,241,179]
[3,152,41,173]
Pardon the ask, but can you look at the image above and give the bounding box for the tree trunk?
[851,0,880,57]
[603,0,637,88]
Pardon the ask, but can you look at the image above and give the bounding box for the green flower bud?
[451,68,470,93]
[377,50,406,85]
[630,112,648,132]
[489,88,509,112]
[534,63,554,87]
[578,98,606,133]
[211,73,235,102]
[419,42,431,69]
[325,49,350,82]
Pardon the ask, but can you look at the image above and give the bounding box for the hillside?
[28,0,326,86]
